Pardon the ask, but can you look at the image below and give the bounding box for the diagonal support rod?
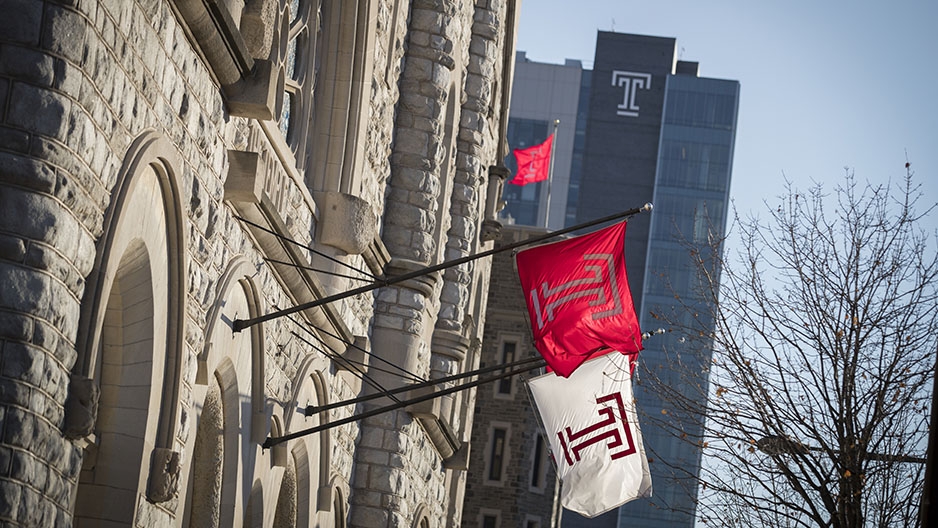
[234,204,652,331]
[264,358,546,448]
[290,330,406,406]
[305,355,546,416]
[267,333,667,448]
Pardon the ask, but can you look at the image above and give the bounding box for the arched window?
[279,0,322,166]
[74,240,156,525]
[72,132,185,525]
[412,505,431,528]
[283,357,334,522]
[181,258,266,527]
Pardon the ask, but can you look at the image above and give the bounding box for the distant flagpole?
[544,119,560,228]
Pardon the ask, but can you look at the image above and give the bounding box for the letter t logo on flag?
[528,353,652,517]
[509,134,554,185]
[515,220,642,377]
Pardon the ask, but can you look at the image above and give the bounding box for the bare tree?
[641,170,938,527]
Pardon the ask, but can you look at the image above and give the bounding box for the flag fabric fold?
[509,134,554,185]
[528,353,652,517]
[515,220,642,377]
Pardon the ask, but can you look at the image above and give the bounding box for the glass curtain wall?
[619,74,739,528]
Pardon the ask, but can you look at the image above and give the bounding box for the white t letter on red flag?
[528,353,652,517]
[509,134,554,186]
[515,220,642,377]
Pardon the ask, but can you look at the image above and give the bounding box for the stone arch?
[185,375,225,527]
[198,257,254,383]
[73,239,156,524]
[75,130,186,446]
[215,357,244,528]
[290,442,312,527]
[268,414,286,463]
[412,504,431,528]
[285,355,332,514]
[181,258,268,527]
[272,450,298,528]
[71,130,185,523]
[182,356,247,528]
[198,258,267,443]
[245,479,265,528]
[332,482,347,528]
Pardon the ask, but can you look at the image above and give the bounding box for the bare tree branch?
[640,169,937,527]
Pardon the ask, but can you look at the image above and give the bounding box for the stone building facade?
[0,0,519,526]
[462,225,561,528]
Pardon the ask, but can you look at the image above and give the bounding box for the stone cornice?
[224,149,355,360]
[171,0,282,119]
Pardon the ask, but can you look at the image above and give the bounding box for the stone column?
[431,0,509,428]
[0,4,99,525]
[432,3,514,525]
[350,1,470,526]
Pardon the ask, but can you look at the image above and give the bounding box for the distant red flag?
[509,134,554,185]
[515,221,642,377]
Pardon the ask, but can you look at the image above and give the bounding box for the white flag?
[527,353,652,517]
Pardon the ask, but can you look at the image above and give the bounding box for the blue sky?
[514,0,938,233]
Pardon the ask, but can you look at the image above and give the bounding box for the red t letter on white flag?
[515,220,642,377]
[528,353,652,517]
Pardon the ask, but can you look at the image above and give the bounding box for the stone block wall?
[0,0,519,526]
[351,0,518,526]
[462,225,562,528]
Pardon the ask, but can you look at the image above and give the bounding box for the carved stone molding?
[481,164,510,242]
[313,191,377,255]
[172,0,254,85]
[225,59,285,120]
[480,218,503,243]
[335,335,370,373]
[406,386,461,461]
[442,442,470,471]
[225,148,354,358]
[363,237,392,278]
[146,448,181,503]
[431,328,470,361]
[172,1,285,118]
[384,257,441,298]
[63,375,99,440]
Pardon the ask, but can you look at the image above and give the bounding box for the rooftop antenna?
[611,17,615,31]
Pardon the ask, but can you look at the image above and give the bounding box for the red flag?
[509,134,554,185]
[515,221,642,377]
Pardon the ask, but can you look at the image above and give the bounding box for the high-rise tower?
[501,31,740,528]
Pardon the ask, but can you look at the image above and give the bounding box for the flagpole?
[270,329,668,447]
[233,203,653,331]
[304,355,546,416]
[544,119,559,228]
[264,359,545,448]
